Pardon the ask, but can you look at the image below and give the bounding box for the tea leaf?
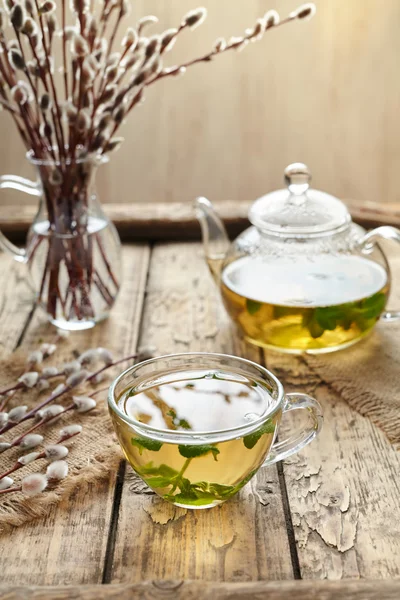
[193,490,223,501]
[307,319,325,339]
[340,315,352,330]
[273,306,295,319]
[305,292,386,339]
[178,477,195,494]
[354,316,370,332]
[208,482,236,497]
[361,292,386,310]
[359,292,386,319]
[153,465,261,505]
[194,481,236,499]
[192,480,212,491]
[145,476,174,488]
[315,310,337,331]
[178,444,220,460]
[246,299,262,315]
[158,464,179,477]
[131,437,163,454]
[139,463,179,477]
[167,409,192,430]
[243,420,275,450]
[166,473,257,505]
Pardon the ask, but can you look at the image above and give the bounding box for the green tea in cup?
[109,353,323,509]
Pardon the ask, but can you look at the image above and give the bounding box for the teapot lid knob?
[249,162,351,237]
[284,163,311,195]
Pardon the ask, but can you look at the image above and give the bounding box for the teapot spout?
[195,197,230,282]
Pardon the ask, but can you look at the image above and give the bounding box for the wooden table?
[0,214,399,598]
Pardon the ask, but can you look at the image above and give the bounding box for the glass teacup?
[108,353,323,509]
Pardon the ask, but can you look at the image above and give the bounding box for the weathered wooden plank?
[109,242,294,583]
[265,352,400,580]
[0,253,35,357]
[0,579,399,600]
[0,245,151,586]
[0,198,399,243]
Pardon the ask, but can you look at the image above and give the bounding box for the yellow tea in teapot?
[221,255,389,353]
[112,370,279,508]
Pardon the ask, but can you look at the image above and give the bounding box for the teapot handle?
[0,174,40,263]
[359,226,400,322]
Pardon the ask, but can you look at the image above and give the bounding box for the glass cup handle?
[0,174,40,262]
[262,393,323,467]
[359,226,400,322]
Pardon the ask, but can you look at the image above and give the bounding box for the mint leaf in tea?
[243,420,276,449]
[112,369,280,508]
[177,444,220,460]
[221,255,389,353]
[131,437,163,454]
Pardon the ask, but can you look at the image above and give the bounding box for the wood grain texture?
[0,254,35,357]
[0,579,399,600]
[109,242,294,583]
[264,352,400,580]
[0,240,399,588]
[0,1,399,208]
[0,245,151,586]
[0,198,399,244]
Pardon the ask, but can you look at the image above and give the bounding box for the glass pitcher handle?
[0,174,40,263]
[359,226,400,322]
[262,393,323,467]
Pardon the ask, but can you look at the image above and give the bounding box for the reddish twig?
[10,404,74,448]
[0,352,142,436]
[0,430,81,482]
[62,0,69,101]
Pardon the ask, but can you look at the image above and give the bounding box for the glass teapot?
[195,163,400,354]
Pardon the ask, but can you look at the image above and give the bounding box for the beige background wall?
[0,0,399,207]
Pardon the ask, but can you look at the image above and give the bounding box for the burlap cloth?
[304,326,400,449]
[0,348,122,534]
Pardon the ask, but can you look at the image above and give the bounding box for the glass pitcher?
[0,152,121,331]
[196,163,400,354]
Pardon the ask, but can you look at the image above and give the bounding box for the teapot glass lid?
[248,163,351,237]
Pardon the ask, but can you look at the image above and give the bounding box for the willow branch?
[62,0,69,101]
[0,38,38,149]
[0,96,20,115]
[10,404,74,449]
[106,8,123,61]
[0,351,143,436]
[149,16,295,88]
[33,0,66,160]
